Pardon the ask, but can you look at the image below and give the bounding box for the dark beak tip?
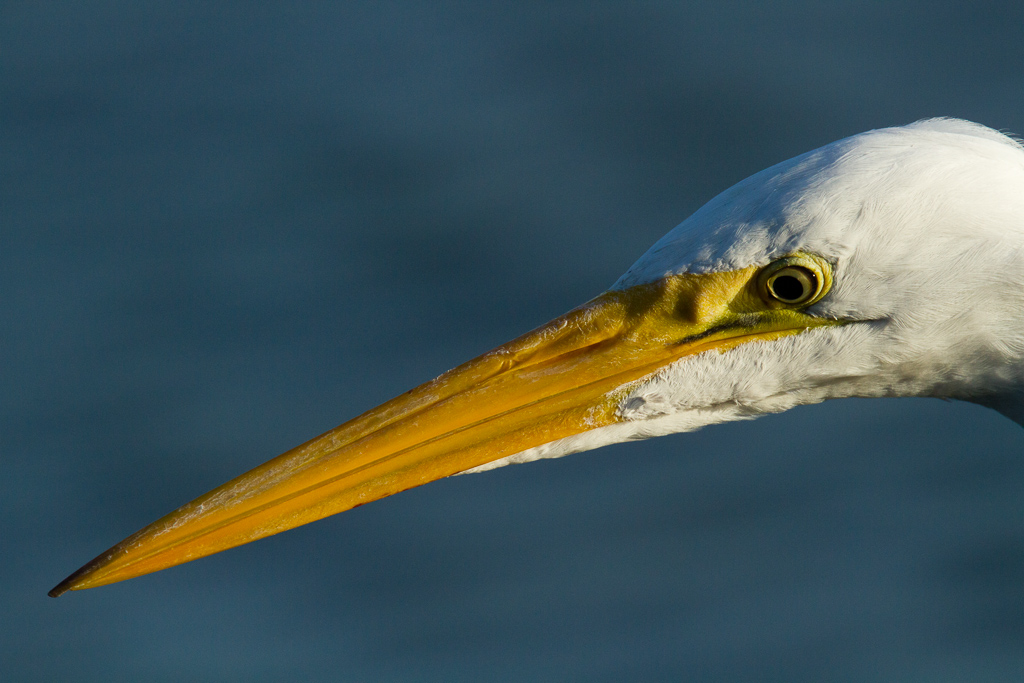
[48,582,70,598]
[48,565,91,598]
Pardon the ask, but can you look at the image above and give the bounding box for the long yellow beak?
[50,264,833,596]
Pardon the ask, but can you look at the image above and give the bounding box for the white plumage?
[475,118,1024,472]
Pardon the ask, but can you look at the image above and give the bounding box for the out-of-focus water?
[4,3,1024,681]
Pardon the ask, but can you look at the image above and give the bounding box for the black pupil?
[771,274,806,301]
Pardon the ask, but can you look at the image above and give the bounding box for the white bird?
[50,118,1024,597]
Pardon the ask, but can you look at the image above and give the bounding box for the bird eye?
[766,267,815,304]
[756,255,831,308]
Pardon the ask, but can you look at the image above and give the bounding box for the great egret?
[50,118,1024,597]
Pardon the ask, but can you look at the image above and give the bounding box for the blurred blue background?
[4,2,1024,681]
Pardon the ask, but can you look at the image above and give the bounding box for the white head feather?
[471,118,1024,473]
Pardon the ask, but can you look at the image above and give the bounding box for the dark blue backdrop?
[4,3,1024,681]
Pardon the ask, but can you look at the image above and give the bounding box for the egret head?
[51,118,1024,596]
[599,118,1024,438]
